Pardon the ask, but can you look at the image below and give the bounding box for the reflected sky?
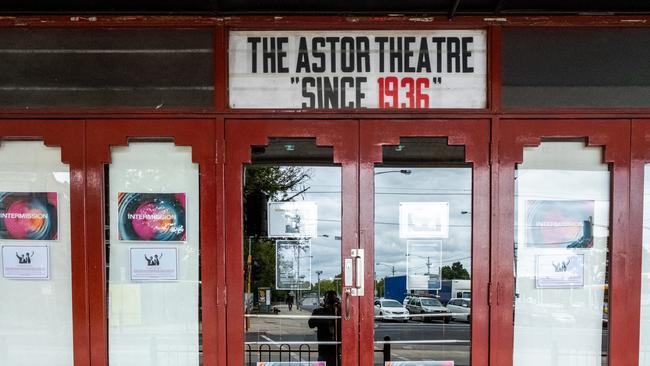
[374,167,472,279]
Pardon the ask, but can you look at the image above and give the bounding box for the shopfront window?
[513,140,610,365]
[106,142,201,366]
[0,141,73,366]
[243,138,342,365]
[374,137,472,365]
[639,164,650,365]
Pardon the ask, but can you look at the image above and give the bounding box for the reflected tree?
[441,261,470,280]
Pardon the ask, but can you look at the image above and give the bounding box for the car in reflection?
[406,296,451,323]
[374,298,410,322]
[446,298,471,322]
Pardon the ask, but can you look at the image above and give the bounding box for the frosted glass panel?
[108,143,200,366]
[0,141,73,366]
[513,141,609,366]
[639,165,650,365]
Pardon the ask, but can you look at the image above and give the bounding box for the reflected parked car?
[406,296,451,323]
[446,298,471,322]
[374,298,410,322]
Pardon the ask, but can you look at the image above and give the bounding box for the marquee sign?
[229,30,486,109]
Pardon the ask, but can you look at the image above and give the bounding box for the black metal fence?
[245,336,392,365]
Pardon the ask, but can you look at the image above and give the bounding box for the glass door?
[225,120,359,366]
[359,120,490,366]
[491,119,633,366]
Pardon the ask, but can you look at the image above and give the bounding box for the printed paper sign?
[2,245,49,279]
[257,362,326,366]
[275,240,312,290]
[268,201,317,238]
[0,192,58,240]
[386,362,454,366]
[525,200,594,248]
[399,202,449,239]
[406,240,442,290]
[536,254,584,289]
[130,247,178,281]
[118,193,187,242]
[230,30,486,109]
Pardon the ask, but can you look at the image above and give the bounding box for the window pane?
[244,138,342,365]
[107,143,201,365]
[0,141,73,365]
[0,28,214,109]
[513,141,609,365]
[503,28,650,108]
[374,137,472,366]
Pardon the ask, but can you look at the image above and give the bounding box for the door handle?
[351,249,365,296]
[344,288,351,320]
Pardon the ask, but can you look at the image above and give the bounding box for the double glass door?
[225,119,490,366]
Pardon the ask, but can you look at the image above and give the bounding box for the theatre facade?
[0,10,650,366]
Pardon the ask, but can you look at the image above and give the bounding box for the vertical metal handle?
[344,288,351,320]
[355,249,365,296]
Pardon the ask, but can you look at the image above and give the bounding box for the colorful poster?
[268,201,317,238]
[0,192,58,240]
[536,254,585,289]
[525,200,594,248]
[399,202,449,239]
[118,193,187,242]
[257,362,326,366]
[2,245,49,279]
[386,362,454,366]
[406,240,442,290]
[130,247,178,281]
[275,239,312,290]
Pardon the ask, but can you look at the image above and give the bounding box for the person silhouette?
[286,292,295,311]
[153,254,162,266]
[308,290,341,366]
[25,252,33,264]
[16,252,25,264]
[145,254,155,266]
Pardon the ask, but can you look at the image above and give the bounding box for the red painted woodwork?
[359,119,490,366]
[0,120,89,366]
[224,119,359,365]
[628,119,650,366]
[84,119,221,366]
[491,119,632,366]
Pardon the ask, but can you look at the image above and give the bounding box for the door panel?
[0,120,86,366]
[85,120,219,366]
[492,120,631,366]
[225,120,359,365]
[360,120,490,366]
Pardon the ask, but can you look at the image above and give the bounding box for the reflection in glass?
[107,143,201,366]
[374,138,472,366]
[243,138,342,365]
[513,141,609,366]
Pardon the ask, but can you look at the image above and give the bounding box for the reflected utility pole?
[316,270,323,300]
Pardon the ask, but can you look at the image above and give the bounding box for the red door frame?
[0,120,89,366]
[490,119,632,366]
[628,119,650,365]
[84,119,222,366]
[358,119,490,366]
[224,119,359,365]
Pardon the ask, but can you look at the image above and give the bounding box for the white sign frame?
[2,245,50,279]
[536,254,585,289]
[129,247,179,282]
[268,201,318,238]
[406,239,443,291]
[275,239,312,290]
[229,30,487,110]
[399,202,449,239]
